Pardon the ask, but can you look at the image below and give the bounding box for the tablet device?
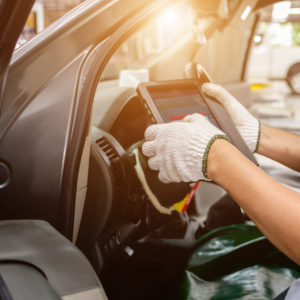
[137,77,258,165]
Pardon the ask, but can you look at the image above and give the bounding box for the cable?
[132,148,173,215]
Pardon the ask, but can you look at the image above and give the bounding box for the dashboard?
[77,82,193,270]
[109,94,151,149]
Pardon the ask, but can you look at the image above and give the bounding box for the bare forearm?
[208,139,300,264]
[258,124,300,171]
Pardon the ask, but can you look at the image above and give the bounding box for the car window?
[100,0,255,85]
[246,1,300,132]
[248,1,300,82]
[16,0,85,49]
[100,2,192,82]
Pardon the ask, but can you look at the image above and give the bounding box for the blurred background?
[16,0,84,48]
[247,1,300,133]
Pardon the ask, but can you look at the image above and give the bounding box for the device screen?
[150,88,218,127]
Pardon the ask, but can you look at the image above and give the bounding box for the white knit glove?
[202,83,261,153]
[142,113,229,183]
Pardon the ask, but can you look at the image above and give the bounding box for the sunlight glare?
[241,5,252,20]
[159,8,179,25]
[272,2,291,22]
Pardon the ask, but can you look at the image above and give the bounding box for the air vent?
[95,136,123,190]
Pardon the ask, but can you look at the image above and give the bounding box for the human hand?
[202,83,260,152]
[142,113,229,183]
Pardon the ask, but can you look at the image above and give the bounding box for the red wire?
[181,181,200,213]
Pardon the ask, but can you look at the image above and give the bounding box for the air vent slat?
[95,135,123,190]
[101,144,111,151]
[106,149,115,156]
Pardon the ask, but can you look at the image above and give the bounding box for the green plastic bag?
[182,224,300,299]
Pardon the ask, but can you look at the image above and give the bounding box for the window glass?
[248,1,300,82]
[247,1,300,131]
[100,2,192,81]
[16,0,85,49]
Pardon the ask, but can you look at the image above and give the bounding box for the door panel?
[0,52,87,227]
[0,0,156,237]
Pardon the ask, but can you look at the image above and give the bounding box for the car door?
[0,0,167,240]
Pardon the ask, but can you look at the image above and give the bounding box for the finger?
[202,83,234,107]
[183,113,205,123]
[158,169,170,184]
[184,114,214,130]
[148,156,160,171]
[142,141,157,157]
[144,125,161,140]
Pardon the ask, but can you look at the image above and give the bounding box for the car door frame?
[0,0,168,238]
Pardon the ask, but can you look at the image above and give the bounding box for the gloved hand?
[142,113,229,183]
[202,83,261,153]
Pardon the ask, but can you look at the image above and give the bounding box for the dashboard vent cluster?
[95,136,124,190]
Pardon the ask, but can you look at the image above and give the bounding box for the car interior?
[75,0,300,298]
[1,0,300,299]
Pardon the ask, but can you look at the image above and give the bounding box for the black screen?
[151,89,218,127]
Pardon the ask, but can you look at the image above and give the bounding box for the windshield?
[100,0,248,84]
[101,2,192,81]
